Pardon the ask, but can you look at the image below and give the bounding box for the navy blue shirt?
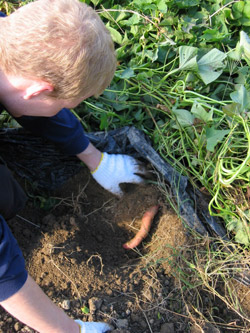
[0,108,90,301]
[15,109,90,155]
[0,107,90,301]
[0,216,27,301]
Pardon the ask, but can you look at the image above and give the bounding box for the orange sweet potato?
[123,205,159,249]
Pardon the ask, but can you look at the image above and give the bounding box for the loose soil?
[1,167,250,332]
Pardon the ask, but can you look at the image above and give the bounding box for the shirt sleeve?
[15,108,90,155]
[0,215,28,302]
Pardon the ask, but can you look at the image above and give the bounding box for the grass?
[175,236,250,331]
[144,219,250,331]
[137,175,250,331]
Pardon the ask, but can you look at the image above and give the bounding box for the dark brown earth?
[0,167,250,332]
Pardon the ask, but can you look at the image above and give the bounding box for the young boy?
[0,0,144,332]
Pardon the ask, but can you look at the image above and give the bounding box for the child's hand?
[75,319,111,332]
[91,152,145,196]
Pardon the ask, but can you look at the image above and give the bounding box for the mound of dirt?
[0,167,192,332]
[1,167,249,332]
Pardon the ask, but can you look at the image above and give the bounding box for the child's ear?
[23,81,54,100]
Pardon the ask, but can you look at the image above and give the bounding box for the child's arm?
[14,108,90,156]
[1,275,80,333]
[0,215,110,332]
[15,108,145,195]
[0,215,76,332]
[1,275,111,333]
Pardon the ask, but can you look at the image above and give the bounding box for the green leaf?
[115,11,127,23]
[137,72,150,82]
[112,103,128,112]
[227,42,243,61]
[116,45,127,60]
[90,0,100,5]
[130,25,139,37]
[175,0,200,8]
[197,49,227,84]
[116,68,135,79]
[236,66,250,84]
[230,84,250,110]
[172,109,195,127]
[133,0,153,6]
[157,0,168,13]
[243,2,250,19]
[144,49,159,62]
[191,102,213,122]
[241,17,250,26]
[205,126,230,152]
[106,25,123,44]
[121,67,135,79]
[239,31,250,61]
[222,103,241,117]
[81,306,90,314]
[227,217,238,232]
[126,14,140,26]
[157,46,168,63]
[179,46,198,71]
[100,113,108,130]
[201,29,227,42]
[235,229,250,246]
[227,215,250,246]
[232,1,244,19]
[134,109,143,121]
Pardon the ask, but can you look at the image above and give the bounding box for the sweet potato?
[123,205,159,249]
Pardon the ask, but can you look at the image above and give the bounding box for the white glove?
[91,152,144,196]
[75,319,111,333]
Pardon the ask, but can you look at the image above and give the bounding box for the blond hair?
[0,0,116,99]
